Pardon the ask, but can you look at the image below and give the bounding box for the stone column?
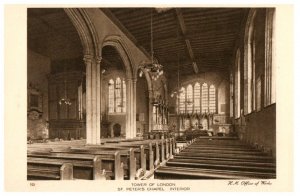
[91,56,97,143]
[132,78,137,138]
[84,55,92,144]
[148,90,154,132]
[96,57,102,144]
[125,78,132,139]
[84,55,101,145]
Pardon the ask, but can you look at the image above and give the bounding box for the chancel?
[27,8,276,180]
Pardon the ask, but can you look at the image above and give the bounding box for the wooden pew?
[28,146,71,154]
[155,166,276,179]
[106,139,169,169]
[109,143,153,172]
[121,139,166,163]
[27,152,120,180]
[156,136,276,180]
[165,138,175,159]
[173,155,275,163]
[105,138,175,167]
[167,157,276,168]
[176,151,274,162]
[73,145,144,179]
[27,159,73,180]
[68,147,136,180]
[181,148,268,156]
[27,141,87,149]
[182,145,262,152]
[90,145,146,179]
[166,158,275,173]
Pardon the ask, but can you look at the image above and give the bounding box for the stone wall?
[27,49,51,139]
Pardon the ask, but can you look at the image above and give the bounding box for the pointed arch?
[244,9,257,114]
[235,49,241,118]
[102,35,134,80]
[64,8,99,58]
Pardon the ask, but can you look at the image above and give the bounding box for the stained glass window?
[209,85,216,113]
[179,87,186,113]
[194,82,201,113]
[186,84,193,113]
[122,80,126,112]
[115,77,122,113]
[201,83,208,113]
[108,79,114,113]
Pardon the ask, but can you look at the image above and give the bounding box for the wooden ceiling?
[28,8,249,76]
[105,8,249,76]
[27,8,83,60]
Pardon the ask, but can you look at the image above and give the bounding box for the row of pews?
[27,137,175,180]
[155,137,276,179]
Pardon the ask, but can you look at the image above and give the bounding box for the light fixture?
[138,9,164,81]
[170,52,182,99]
[59,78,72,106]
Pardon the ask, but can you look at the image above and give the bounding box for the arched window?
[244,9,256,114]
[115,77,122,113]
[179,87,186,113]
[108,77,126,114]
[108,79,114,113]
[194,83,201,113]
[209,85,216,113]
[235,49,241,118]
[186,85,193,113]
[153,106,157,124]
[201,83,208,113]
[265,8,276,106]
[230,73,234,117]
[122,80,126,112]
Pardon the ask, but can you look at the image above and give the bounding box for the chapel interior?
[27,8,276,180]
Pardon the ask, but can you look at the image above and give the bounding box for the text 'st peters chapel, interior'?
[27,8,276,180]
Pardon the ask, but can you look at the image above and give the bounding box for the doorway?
[113,123,121,137]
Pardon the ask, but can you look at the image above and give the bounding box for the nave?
[26,7,276,181]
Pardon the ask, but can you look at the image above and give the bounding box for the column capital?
[132,78,137,83]
[84,55,102,67]
[96,56,102,64]
[83,54,93,64]
[126,77,137,82]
